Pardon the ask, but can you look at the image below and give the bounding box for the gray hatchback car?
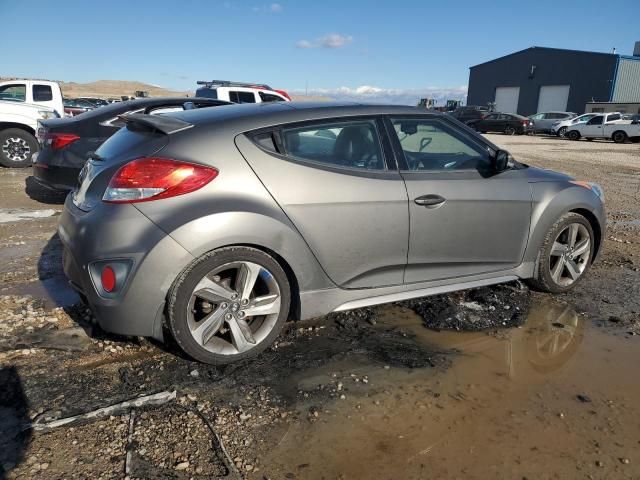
[58,102,605,364]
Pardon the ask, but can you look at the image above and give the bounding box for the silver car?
[59,103,605,364]
[528,112,576,134]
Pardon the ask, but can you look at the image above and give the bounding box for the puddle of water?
[261,298,640,479]
[0,208,58,224]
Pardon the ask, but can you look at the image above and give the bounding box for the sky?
[1,0,639,105]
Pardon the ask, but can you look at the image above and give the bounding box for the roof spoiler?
[119,113,193,134]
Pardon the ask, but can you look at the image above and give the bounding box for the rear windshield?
[195,88,218,99]
[95,123,166,160]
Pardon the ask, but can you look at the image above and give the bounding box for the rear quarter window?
[33,85,53,102]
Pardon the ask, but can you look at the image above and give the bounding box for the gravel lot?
[0,134,639,479]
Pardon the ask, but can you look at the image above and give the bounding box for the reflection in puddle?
[260,297,640,479]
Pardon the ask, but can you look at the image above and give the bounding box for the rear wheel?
[567,130,580,141]
[167,247,291,364]
[504,126,516,135]
[529,213,594,293]
[612,131,628,144]
[0,128,38,168]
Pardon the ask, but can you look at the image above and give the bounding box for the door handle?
[414,194,446,208]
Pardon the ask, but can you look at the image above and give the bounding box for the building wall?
[612,58,640,102]
[467,48,618,115]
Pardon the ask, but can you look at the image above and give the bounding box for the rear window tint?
[95,124,165,159]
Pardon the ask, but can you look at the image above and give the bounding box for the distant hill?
[1,77,331,101]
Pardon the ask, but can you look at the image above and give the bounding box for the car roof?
[170,101,443,132]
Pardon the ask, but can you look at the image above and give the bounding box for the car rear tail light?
[101,265,116,292]
[45,132,80,150]
[102,157,218,203]
[275,89,291,101]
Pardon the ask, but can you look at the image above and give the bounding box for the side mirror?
[493,150,510,172]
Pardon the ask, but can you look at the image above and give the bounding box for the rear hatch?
[72,114,190,211]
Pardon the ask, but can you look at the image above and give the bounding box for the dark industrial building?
[467,43,640,116]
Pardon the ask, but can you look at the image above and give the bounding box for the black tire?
[0,128,39,168]
[528,212,595,294]
[167,246,291,364]
[557,126,567,137]
[504,125,516,135]
[612,131,628,144]
[566,130,580,141]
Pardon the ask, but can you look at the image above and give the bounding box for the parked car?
[550,113,606,137]
[566,112,640,143]
[58,102,605,365]
[467,112,532,135]
[195,79,291,103]
[528,112,576,134]
[447,106,489,124]
[0,80,63,167]
[63,98,99,117]
[77,97,109,107]
[0,79,64,116]
[33,97,231,190]
[0,101,59,167]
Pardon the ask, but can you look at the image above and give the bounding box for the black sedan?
[33,97,231,191]
[467,112,532,135]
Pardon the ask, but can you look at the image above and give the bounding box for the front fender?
[524,183,605,265]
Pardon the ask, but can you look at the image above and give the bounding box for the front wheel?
[566,130,580,141]
[557,127,567,137]
[167,247,291,364]
[529,213,594,293]
[0,128,39,168]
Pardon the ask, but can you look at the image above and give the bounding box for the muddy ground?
[0,135,639,480]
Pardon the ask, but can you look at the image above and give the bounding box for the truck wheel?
[0,128,39,168]
[566,130,580,141]
[612,131,628,144]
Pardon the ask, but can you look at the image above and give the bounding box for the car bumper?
[58,195,194,339]
[33,148,84,190]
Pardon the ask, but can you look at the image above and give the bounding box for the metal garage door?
[537,85,570,112]
[494,87,520,114]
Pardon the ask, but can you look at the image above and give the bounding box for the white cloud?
[295,33,354,49]
[290,85,468,106]
[296,40,313,49]
[253,3,282,12]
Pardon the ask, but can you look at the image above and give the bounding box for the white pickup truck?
[0,80,63,167]
[566,112,640,144]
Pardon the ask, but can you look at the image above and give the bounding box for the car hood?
[525,166,573,183]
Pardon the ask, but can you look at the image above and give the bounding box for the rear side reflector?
[103,157,218,203]
[45,133,80,150]
[101,266,116,292]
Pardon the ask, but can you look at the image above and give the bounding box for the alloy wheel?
[504,126,516,135]
[557,127,567,137]
[186,261,281,355]
[548,223,591,287]
[2,137,31,163]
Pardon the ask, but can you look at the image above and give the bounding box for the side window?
[0,84,26,102]
[606,114,621,122]
[259,92,285,102]
[282,119,384,170]
[33,84,53,102]
[390,118,491,172]
[484,114,497,120]
[499,114,511,120]
[587,116,604,125]
[229,91,256,103]
[530,113,544,120]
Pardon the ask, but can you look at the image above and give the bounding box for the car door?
[482,113,501,132]
[529,113,544,131]
[385,115,532,283]
[235,117,409,288]
[581,115,604,137]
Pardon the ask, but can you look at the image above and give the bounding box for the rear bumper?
[33,163,79,190]
[58,196,194,338]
